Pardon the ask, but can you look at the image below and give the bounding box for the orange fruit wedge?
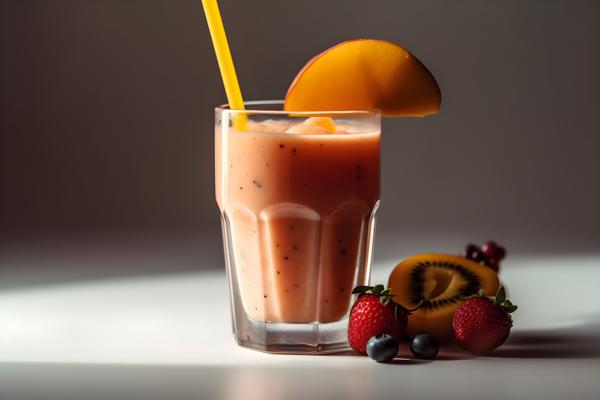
[388,254,500,340]
[284,39,441,117]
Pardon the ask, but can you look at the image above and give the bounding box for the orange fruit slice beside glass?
[284,39,441,117]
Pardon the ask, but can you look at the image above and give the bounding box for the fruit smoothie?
[216,116,380,324]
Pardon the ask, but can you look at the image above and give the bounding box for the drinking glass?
[215,100,380,353]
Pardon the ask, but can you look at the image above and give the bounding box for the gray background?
[1,0,599,280]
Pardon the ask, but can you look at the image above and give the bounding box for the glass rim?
[216,100,381,117]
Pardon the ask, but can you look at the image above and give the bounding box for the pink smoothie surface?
[216,118,380,323]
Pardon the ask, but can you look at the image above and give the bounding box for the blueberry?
[366,334,398,363]
[410,333,439,359]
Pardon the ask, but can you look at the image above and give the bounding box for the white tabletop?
[1,255,599,399]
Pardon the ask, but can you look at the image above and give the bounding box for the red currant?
[465,244,485,262]
[482,241,506,261]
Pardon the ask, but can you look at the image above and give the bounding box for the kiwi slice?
[389,254,499,340]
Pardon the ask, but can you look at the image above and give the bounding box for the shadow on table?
[0,235,224,292]
[329,342,474,362]
[0,363,365,400]
[485,318,600,359]
[335,317,600,361]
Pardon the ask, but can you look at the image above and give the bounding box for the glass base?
[233,314,351,354]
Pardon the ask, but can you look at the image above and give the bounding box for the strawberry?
[452,287,518,354]
[348,284,412,355]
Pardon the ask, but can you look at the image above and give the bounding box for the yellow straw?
[201,0,246,130]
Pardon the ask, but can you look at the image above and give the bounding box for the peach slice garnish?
[285,117,337,134]
[284,39,441,117]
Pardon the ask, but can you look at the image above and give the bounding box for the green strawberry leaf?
[496,286,506,304]
[352,285,373,294]
[506,304,518,313]
[372,284,384,294]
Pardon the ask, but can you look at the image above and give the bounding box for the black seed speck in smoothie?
[356,164,362,180]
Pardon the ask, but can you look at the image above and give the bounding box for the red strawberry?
[452,287,518,354]
[348,284,411,355]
